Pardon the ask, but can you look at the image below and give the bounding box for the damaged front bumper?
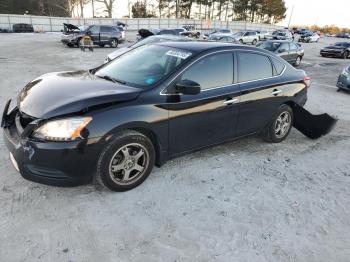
[1,101,101,186]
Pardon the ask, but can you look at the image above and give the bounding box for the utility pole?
[287,5,294,28]
[92,0,95,17]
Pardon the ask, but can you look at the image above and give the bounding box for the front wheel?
[239,39,243,44]
[109,38,119,48]
[262,104,293,143]
[252,39,257,45]
[342,51,348,59]
[96,130,155,191]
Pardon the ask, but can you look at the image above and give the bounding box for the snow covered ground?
[0,33,349,262]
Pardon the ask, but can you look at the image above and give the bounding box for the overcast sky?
[85,0,350,28]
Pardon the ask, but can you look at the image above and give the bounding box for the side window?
[101,26,112,33]
[181,53,234,90]
[271,57,286,75]
[89,26,99,34]
[237,52,273,82]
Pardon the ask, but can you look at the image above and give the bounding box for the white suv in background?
[233,31,259,45]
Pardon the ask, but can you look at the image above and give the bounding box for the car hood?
[107,47,131,60]
[63,23,80,31]
[18,70,141,119]
[323,45,346,50]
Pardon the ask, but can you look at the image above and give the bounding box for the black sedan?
[256,40,304,66]
[320,42,350,59]
[2,42,310,191]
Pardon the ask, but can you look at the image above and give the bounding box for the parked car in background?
[12,23,34,33]
[61,24,123,48]
[203,28,232,39]
[232,31,259,44]
[272,30,294,40]
[256,40,304,66]
[104,35,193,63]
[0,28,11,33]
[298,32,320,43]
[320,42,350,59]
[336,65,350,91]
[2,42,310,191]
[137,28,182,40]
[256,30,269,40]
[295,28,312,35]
[208,34,235,43]
[336,32,350,38]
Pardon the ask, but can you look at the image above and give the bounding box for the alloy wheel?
[110,39,118,48]
[108,143,149,185]
[274,111,292,139]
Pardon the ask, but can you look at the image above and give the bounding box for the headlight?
[33,117,92,141]
[341,68,349,77]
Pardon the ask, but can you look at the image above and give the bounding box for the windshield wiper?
[97,74,126,85]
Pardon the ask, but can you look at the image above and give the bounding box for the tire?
[262,104,293,143]
[342,51,348,59]
[252,39,257,45]
[294,56,302,67]
[239,39,243,44]
[99,43,105,47]
[110,38,118,48]
[96,130,155,191]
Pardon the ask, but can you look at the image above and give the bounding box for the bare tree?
[95,0,116,18]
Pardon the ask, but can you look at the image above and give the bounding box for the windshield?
[95,45,193,88]
[220,29,230,33]
[256,41,281,51]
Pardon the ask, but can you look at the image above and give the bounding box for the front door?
[166,52,240,155]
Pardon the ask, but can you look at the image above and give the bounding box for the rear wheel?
[262,104,293,143]
[294,56,302,67]
[96,130,155,191]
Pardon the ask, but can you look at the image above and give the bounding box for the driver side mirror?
[175,79,201,95]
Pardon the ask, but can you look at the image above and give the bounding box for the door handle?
[223,98,239,105]
[271,89,282,96]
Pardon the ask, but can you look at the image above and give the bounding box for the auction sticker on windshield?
[166,50,192,60]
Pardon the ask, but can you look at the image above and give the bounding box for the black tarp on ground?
[293,104,337,139]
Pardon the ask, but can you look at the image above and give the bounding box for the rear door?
[277,42,291,62]
[235,51,286,136]
[100,26,112,43]
[288,42,299,62]
[167,51,240,155]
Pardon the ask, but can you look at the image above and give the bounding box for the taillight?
[303,76,311,88]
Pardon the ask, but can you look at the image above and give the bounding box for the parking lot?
[0,33,350,262]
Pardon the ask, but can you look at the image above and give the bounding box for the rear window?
[237,52,273,82]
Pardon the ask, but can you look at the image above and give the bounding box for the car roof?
[155,41,274,55]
